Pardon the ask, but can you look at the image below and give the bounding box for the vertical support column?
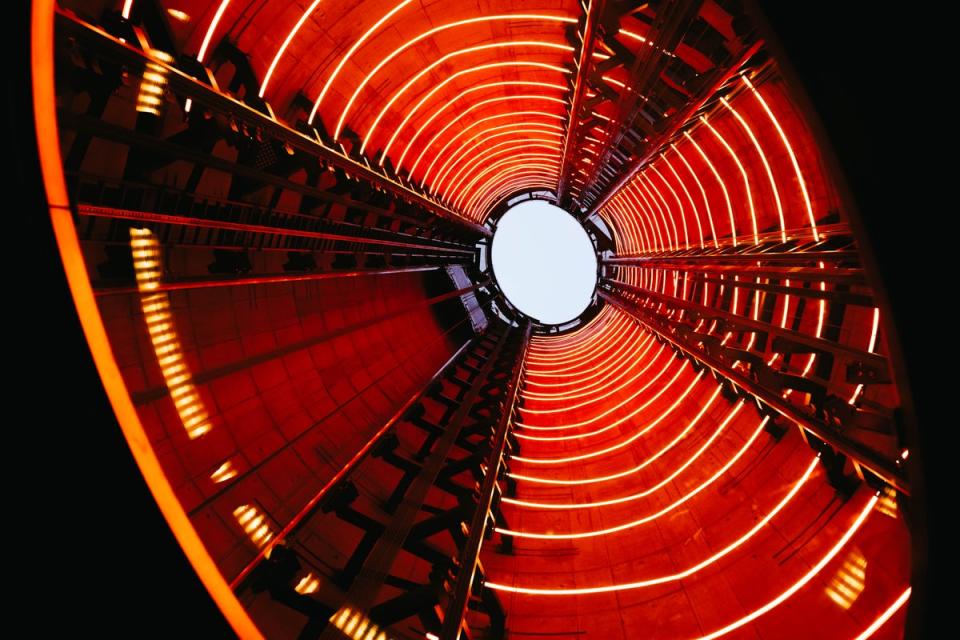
[598,286,908,494]
[440,322,532,639]
[317,325,515,640]
[556,0,605,205]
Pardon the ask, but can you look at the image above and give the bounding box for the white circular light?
[491,200,597,324]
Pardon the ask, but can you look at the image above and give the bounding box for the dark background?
[11,2,934,636]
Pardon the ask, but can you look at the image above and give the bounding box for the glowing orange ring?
[31,2,262,636]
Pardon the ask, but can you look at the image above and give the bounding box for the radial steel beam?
[77,205,475,256]
[440,323,531,639]
[606,278,887,370]
[229,336,479,592]
[55,11,491,238]
[556,0,606,203]
[317,327,515,640]
[600,287,908,495]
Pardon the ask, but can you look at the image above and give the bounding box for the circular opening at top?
[491,200,598,324]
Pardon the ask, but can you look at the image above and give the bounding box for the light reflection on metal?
[130,228,212,439]
[825,547,867,609]
[136,51,173,117]
[329,607,391,640]
[294,572,321,595]
[233,504,275,548]
[854,587,911,640]
[876,486,898,518]
[210,460,238,484]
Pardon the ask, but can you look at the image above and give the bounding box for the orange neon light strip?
[361,41,573,154]
[196,0,232,62]
[693,494,878,639]
[32,0,261,634]
[308,0,414,121]
[505,386,722,488]
[742,75,818,240]
[489,457,818,591]
[417,111,566,185]
[332,13,577,139]
[390,69,568,169]
[511,371,704,461]
[684,129,737,247]
[720,96,786,242]
[700,116,758,244]
[497,409,767,539]
[516,353,678,431]
[853,587,911,640]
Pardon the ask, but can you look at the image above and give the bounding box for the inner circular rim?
[490,201,598,325]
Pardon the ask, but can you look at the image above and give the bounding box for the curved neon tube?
[307,0,414,120]
[465,164,562,218]
[511,371,704,460]
[853,587,911,640]
[497,410,768,538]
[417,111,565,185]
[720,96,786,242]
[421,96,569,202]
[700,116,758,244]
[525,313,625,360]
[434,128,564,198]
[524,319,642,373]
[521,338,654,402]
[432,123,565,195]
[517,349,677,422]
[516,350,677,431]
[488,457,818,591]
[196,0,232,63]
[639,174,679,250]
[684,129,737,247]
[505,385,722,489]
[672,142,719,248]
[262,0,337,98]
[360,41,573,155]
[443,139,564,207]
[468,171,561,220]
[649,163,690,249]
[459,160,561,212]
[693,494,877,639]
[391,69,569,170]
[332,13,577,140]
[522,333,652,395]
[452,147,563,209]
[660,151,705,248]
[742,75,818,240]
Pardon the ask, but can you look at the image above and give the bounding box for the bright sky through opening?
[491,200,597,324]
